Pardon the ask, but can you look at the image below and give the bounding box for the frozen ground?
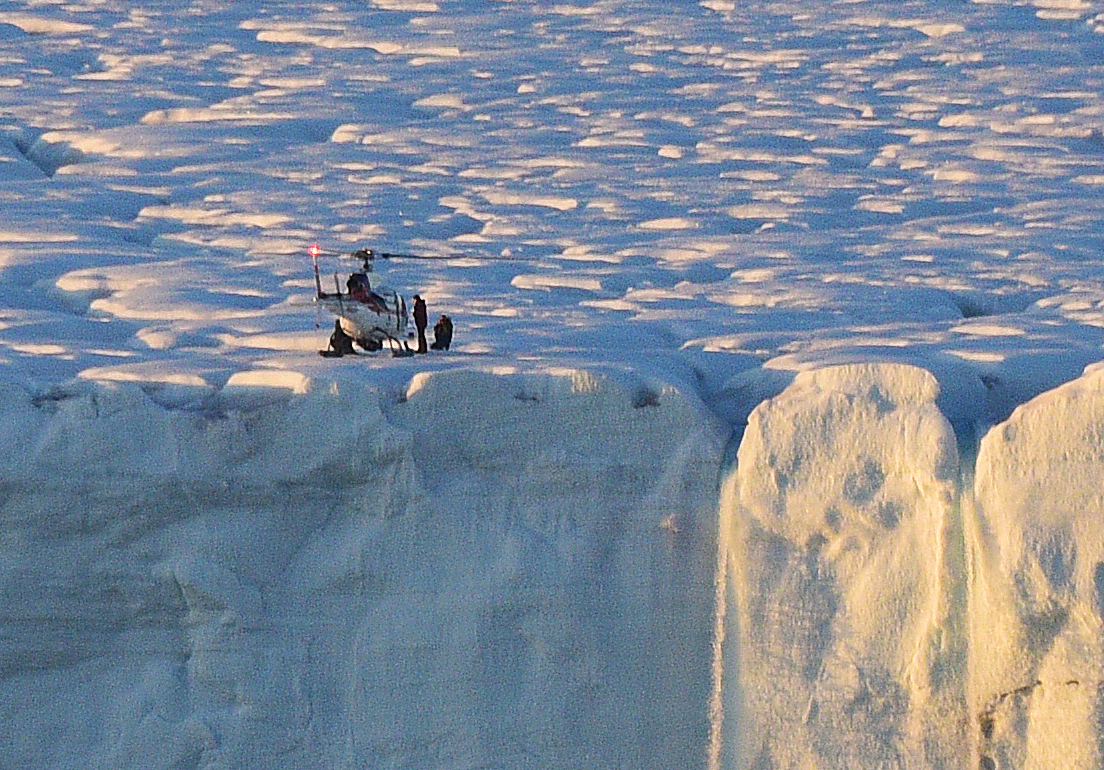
[3,0,1104,767]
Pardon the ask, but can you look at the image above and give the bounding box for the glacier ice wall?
[9,359,1104,769]
[717,360,1104,770]
[971,364,1104,770]
[717,364,965,768]
[0,369,727,770]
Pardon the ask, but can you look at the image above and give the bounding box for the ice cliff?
[5,359,1104,769]
[717,364,965,768]
[970,365,1104,769]
[0,367,725,770]
[717,361,1104,770]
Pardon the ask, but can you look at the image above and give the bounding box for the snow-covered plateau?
[5,0,1104,767]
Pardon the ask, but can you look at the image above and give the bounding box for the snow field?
[5,0,1104,408]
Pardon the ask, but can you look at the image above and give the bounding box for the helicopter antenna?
[309,244,324,297]
[333,273,346,314]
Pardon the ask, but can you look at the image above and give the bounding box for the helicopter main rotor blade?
[378,251,530,262]
[310,243,533,262]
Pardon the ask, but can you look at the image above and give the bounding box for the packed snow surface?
[4,0,1104,767]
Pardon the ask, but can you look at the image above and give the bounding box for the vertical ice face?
[0,369,729,770]
[972,365,1104,770]
[719,363,964,768]
[384,368,728,770]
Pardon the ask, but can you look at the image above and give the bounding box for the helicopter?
[310,244,418,356]
[309,243,529,357]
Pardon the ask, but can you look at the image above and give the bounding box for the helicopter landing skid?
[319,332,413,358]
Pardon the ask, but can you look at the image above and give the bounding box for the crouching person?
[321,319,356,357]
[431,314,453,350]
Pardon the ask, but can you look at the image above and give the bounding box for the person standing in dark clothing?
[412,294,428,353]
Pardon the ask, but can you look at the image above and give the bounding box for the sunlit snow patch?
[638,217,699,230]
[510,274,602,292]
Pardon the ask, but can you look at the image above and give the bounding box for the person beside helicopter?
[431,314,453,350]
[412,294,428,354]
[321,319,356,357]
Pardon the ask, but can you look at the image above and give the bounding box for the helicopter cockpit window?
[347,273,371,302]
